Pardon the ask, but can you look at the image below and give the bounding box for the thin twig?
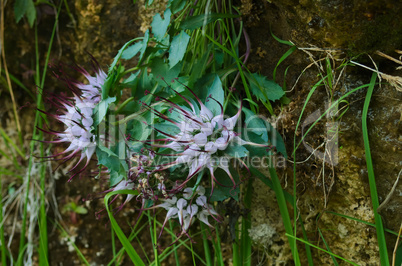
[377,169,401,213]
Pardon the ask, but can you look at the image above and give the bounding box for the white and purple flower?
[156,185,222,241]
[142,79,266,193]
[39,59,106,180]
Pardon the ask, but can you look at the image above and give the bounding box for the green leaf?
[109,39,137,73]
[109,168,125,187]
[93,96,116,126]
[168,0,186,14]
[225,143,249,158]
[96,145,121,172]
[168,30,190,68]
[150,57,182,84]
[241,132,269,158]
[180,13,240,30]
[26,0,36,27]
[151,9,171,41]
[122,71,141,86]
[248,73,284,102]
[209,167,240,201]
[14,0,28,23]
[271,30,294,46]
[121,42,142,60]
[74,206,88,215]
[104,191,144,266]
[109,32,148,73]
[272,128,287,158]
[204,75,224,116]
[188,44,211,83]
[242,107,287,158]
[242,107,268,142]
[139,30,149,62]
[101,71,117,99]
[154,122,180,137]
[127,111,152,141]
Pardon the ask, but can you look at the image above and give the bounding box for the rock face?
[244,0,402,264]
[269,0,402,53]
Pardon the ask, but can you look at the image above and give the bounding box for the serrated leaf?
[96,146,121,172]
[249,73,284,102]
[150,57,182,84]
[168,30,190,68]
[151,9,171,41]
[97,143,118,158]
[180,13,239,30]
[204,75,224,116]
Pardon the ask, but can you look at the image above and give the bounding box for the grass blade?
[268,157,300,265]
[240,179,252,266]
[55,222,90,265]
[362,72,389,265]
[318,227,339,265]
[327,211,401,237]
[104,190,145,266]
[200,223,212,266]
[273,46,297,82]
[286,234,359,265]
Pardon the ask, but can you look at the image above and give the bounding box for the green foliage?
[204,75,225,115]
[225,143,249,158]
[179,13,239,30]
[14,0,36,27]
[248,72,285,102]
[104,190,144,265]
[62,202,88,215]
[168,30,190,68]
[151,9,171,41]
[362,73,389,265]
